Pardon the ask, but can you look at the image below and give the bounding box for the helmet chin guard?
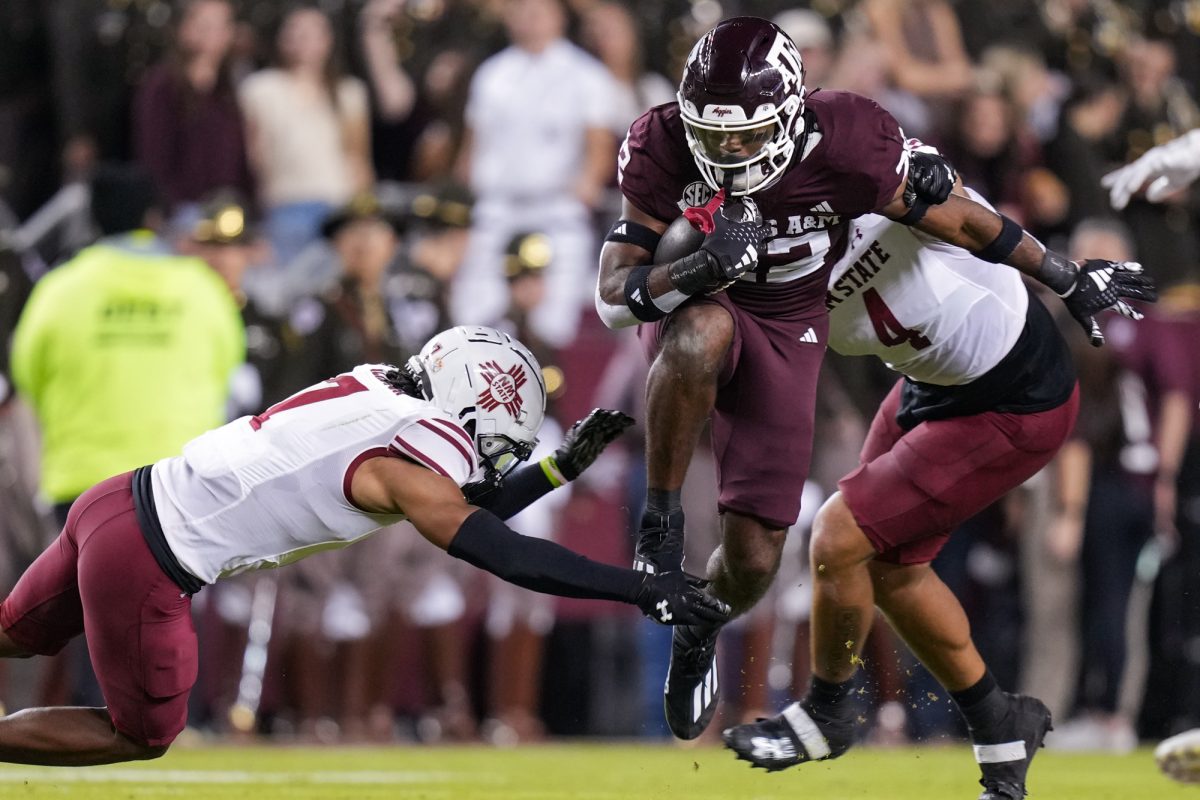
[677,16,807,196]
[407,326,546,478]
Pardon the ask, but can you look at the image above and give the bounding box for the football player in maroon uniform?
[594,16,1152,796]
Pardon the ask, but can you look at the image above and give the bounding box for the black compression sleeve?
[469,461,556,520]
[447,509,645,602]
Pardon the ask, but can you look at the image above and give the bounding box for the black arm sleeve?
[447,509,644,603]
[468,462,558,520]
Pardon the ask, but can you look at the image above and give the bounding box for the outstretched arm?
[349,454,729,625]
[880,169,1157,346]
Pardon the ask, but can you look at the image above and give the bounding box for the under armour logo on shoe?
[750,736,796,761]
[656,599,673,623]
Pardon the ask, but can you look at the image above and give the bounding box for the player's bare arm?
[880,170,1158,346]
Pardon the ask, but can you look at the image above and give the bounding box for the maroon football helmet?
[677,16,807,195]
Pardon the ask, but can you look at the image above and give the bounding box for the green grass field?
[0,743,1190,799]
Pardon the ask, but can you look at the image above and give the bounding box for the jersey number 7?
[249,374,368,430]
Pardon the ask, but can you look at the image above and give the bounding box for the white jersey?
[150,364,479,584]
[826,192,1029,386]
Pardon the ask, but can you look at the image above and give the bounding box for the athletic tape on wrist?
[605,219,662,253]
[1036,250,1078,297]
[971,214,1024,263]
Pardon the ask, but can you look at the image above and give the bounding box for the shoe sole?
[1156,729,1200,784]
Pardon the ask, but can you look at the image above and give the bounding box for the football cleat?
[972,694,1053,800]
[633,508,685,575]
[1156,728,1200,784]
[722,699,856,771]
[664,624,720,739]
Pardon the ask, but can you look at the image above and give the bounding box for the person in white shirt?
[240,7,374,269]
[0,326,728,765]
[452,0,620,347]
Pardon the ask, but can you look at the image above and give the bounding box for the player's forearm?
[596,245,691,329]
[447,508,644,602]
[914,195,1072,286]
[467,458,561,519]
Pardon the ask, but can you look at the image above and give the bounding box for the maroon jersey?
[618,90,907,314]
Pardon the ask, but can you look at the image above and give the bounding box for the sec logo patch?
[679,181,715,211]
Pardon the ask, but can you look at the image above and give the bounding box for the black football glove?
[904,149,957,207]
[552,408,635,482]
[1047,256,1158,346]
[635,571,732,626]
[668,189,768,295]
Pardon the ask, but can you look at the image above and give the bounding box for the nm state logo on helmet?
[476,361,527,417]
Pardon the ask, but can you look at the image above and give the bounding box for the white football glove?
[1102,129,1200,210]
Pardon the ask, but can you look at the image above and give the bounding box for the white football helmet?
[407,326,546,478]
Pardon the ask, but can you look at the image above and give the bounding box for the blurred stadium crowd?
[0,0,1198,752]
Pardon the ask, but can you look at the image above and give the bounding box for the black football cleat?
[722,699,856,772]
[633,508,685,575]
[972,694,1053,800]
[664,624,720,739]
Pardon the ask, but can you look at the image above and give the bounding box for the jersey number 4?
[249,374,368,430]
[863,288,931,350]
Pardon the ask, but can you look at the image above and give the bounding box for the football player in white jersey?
[0,325,729,766]
[722,188,1157,800]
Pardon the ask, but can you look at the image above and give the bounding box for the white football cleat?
[1156,728,1200,784]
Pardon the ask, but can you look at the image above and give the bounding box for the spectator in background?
[10,163,244,526]
[1094,111,1200,753]
[1044,78,1128,230]
[240,6,373,271]
[452,0,618,348]
[1110,35,1200,289]
[9,164,244,709]
[772,10,838,89]
[579,2,674,134]
[942,78,1042,222]
[133,0,254,235]
[46,0,173,178]
[861,0,974,138]
[175,191,289,420]
[1046,219,1191,752]
[480,232,568,745]
[284,192,414,391]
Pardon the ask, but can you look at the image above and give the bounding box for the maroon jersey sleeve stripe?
[392,437,450,478]
[422,418,476,467]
